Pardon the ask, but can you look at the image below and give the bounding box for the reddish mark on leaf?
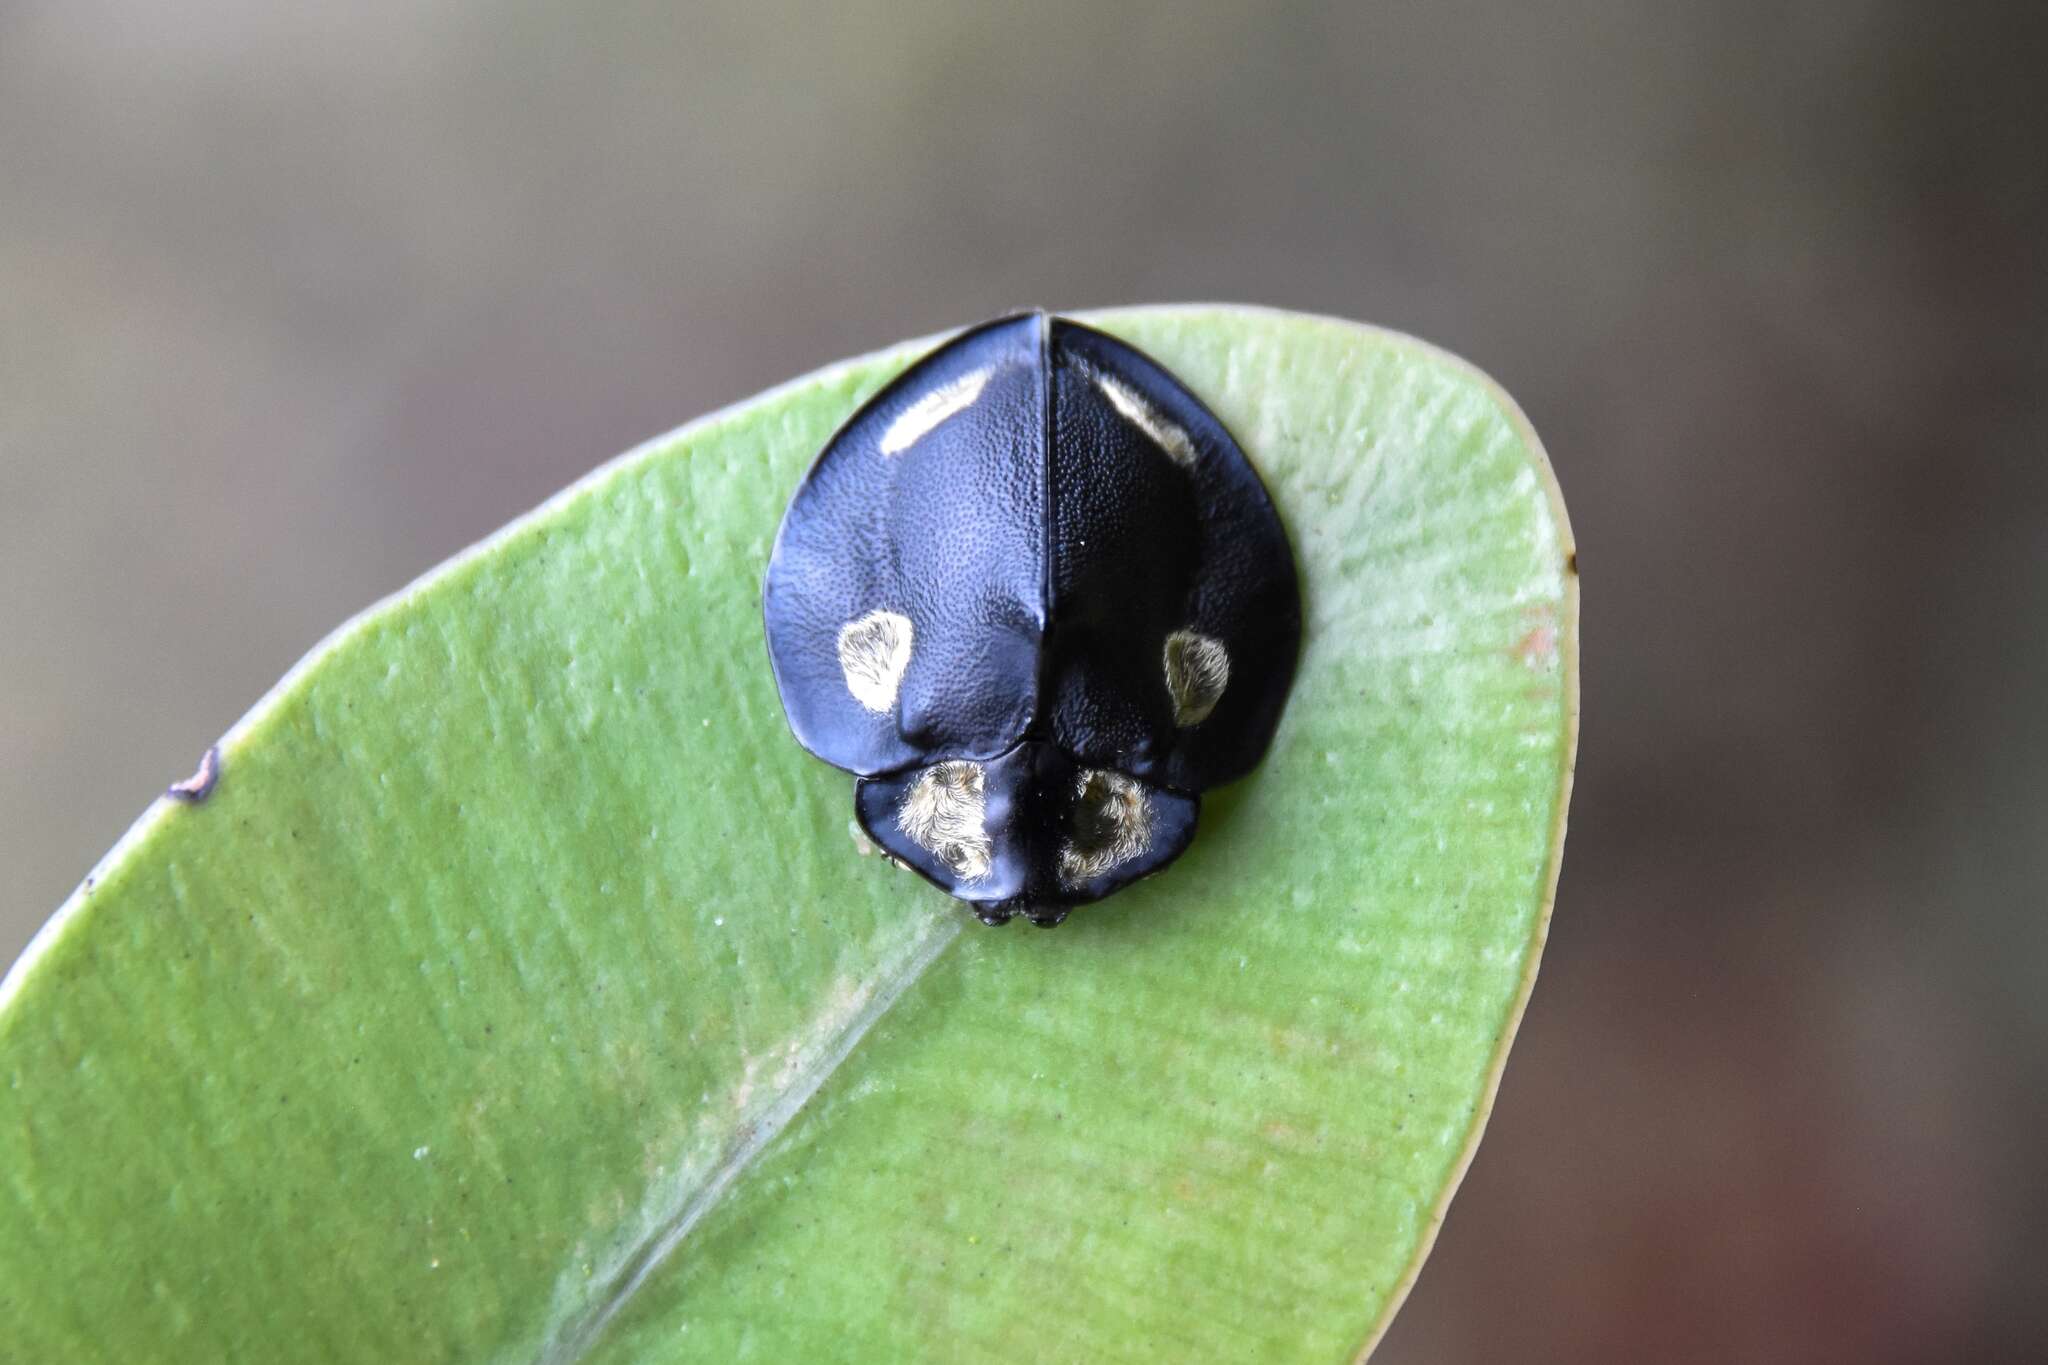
[1512,603,1560,671]
[1513,624,1557,669]
[167,746,221,803]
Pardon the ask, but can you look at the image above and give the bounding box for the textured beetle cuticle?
[836,610,913,713]
[898,761,992,882]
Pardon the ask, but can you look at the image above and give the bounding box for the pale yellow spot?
[898,761,991,882]
[1090,367,1197,467]
[1059,770,1153,887]
[837,610,913,713]
[878,367,993,455]
[1164,629,1231,726]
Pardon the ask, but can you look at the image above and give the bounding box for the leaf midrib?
[534,912,963,1363]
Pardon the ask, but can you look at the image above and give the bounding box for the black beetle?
[763,313,1300,926]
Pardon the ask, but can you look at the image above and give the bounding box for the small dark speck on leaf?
[167,746,221,803]
[1566,550,1579,575]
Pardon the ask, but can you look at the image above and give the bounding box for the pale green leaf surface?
[0,307,1577,1363]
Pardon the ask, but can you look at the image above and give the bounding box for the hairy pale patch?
[1088,366,1197,467]
[1059,770,1153,887]
[1163,629,1231,726]
[898,761,991,882]
[837,610,913,713]
[877,367,993,455]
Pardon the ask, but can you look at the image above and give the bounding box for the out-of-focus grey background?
[4,3,2043,1359]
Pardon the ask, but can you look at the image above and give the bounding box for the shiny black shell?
[763,313,1299,925]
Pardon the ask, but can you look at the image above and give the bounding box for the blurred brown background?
[4,3,2043,1360]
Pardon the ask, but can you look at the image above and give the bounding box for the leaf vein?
[537,912,962,1363]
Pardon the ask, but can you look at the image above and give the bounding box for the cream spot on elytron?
[1090,367,1197,467]
[837,609,913,713]
[1059,770,1153,887]
[1163,628,1230,726]
[898,761,991,881]
[877,366,994,455]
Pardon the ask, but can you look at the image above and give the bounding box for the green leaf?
[0,306,1576,1363]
